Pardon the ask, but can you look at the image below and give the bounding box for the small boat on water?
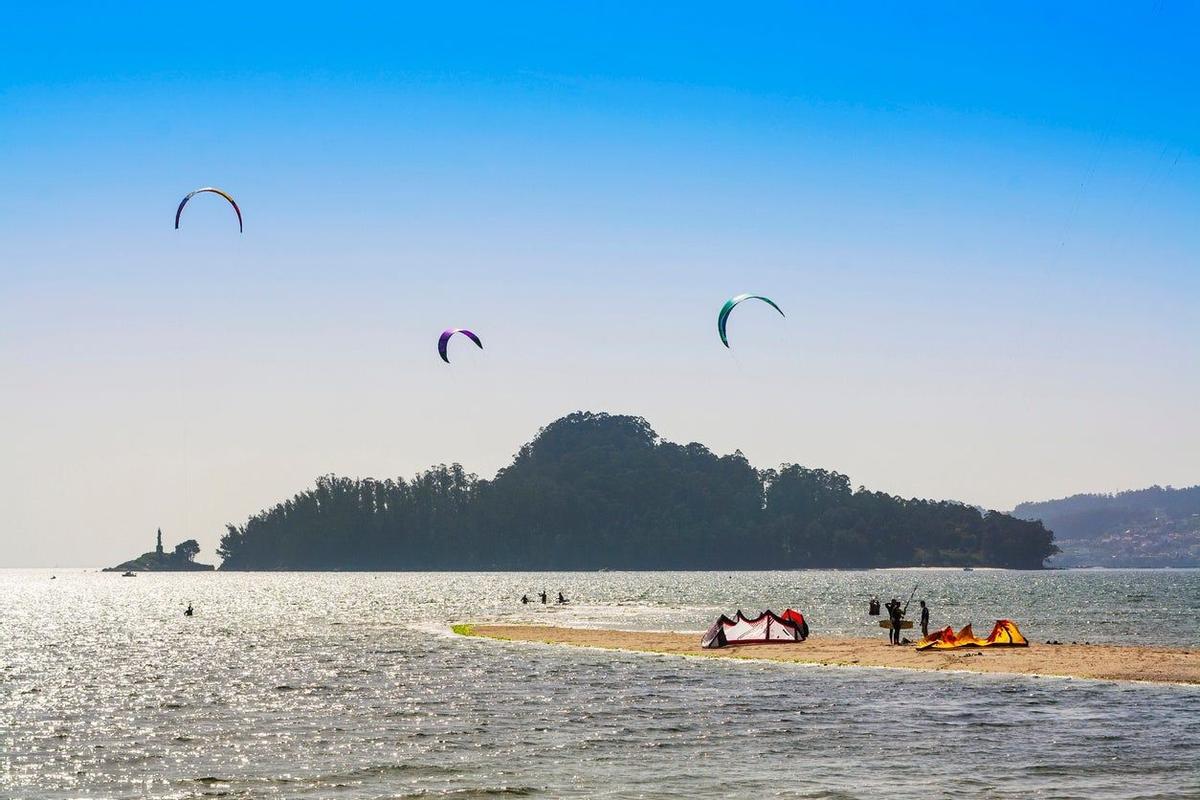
[121,571,136,577]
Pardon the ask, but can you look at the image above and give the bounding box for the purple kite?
[438,328,483,363]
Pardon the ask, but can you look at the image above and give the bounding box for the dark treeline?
[217,412,1058,570]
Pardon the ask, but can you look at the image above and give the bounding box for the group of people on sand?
[869,594,931,645]
[521,590,568,605]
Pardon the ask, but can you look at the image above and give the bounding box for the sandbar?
[459,624,1200,685]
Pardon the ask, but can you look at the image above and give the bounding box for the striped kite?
[175,187,243,233]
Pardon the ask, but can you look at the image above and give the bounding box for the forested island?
[217,412,1058,571]
[105,529,215,572]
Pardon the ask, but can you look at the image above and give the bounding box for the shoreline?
[458,624,1200,685]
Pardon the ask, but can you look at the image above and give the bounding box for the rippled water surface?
[2,569,1197,799]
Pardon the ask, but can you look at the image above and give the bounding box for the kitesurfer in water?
[184,603,194,617]
[557,592,567,604]
[539,590,548,605]
[919,600,930,638]
[521,594,529,605]
[868,595,880,616]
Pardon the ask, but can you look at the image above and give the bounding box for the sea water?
[2,568,1197,799]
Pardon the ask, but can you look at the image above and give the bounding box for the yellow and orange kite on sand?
[916,619,1028,651]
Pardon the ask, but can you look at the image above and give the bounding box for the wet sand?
[460,624,1200,685]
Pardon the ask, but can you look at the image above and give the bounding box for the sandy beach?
[461,624,1200,685]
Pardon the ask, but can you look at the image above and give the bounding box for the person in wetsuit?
[919,600,930,638]
[184,603,194,617]
[885,598,903,645]
[557,592,567,604]
[539,590,548,605]
[868,595,880,616]
[521,594,529,605]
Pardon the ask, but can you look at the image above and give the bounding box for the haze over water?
[4,568,1197,799]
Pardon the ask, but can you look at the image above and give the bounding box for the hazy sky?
[2,4,1197,567]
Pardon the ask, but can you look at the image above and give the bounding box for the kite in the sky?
[717,294,785,347]
[175,187,243,232]
[438,328,483,363]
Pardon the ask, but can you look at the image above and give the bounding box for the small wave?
[192,764,463,790]
[319,763,459,782]
[392,788,541,799]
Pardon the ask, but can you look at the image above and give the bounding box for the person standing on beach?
[919,600,930,638]
[885,598,903,645]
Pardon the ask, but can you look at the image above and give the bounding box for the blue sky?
[1,3,1197,565]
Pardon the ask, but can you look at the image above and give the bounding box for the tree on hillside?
[173,539,201,562]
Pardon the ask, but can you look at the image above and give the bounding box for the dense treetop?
[218,412,1058,570]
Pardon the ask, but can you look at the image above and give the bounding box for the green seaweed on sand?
[451,624,476,637]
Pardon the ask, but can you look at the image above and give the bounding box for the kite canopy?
[916,619,1028,651]
[717,294,784,347]
[438,328,483,363]
[701,609,808,648]
[175,187,243,233]
[780,608,809,638]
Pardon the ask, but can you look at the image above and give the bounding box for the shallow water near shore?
[3,568,1198,799]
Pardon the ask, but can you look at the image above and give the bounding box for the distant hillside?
[1013,486,1200,567]
[217,411,1058,571]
